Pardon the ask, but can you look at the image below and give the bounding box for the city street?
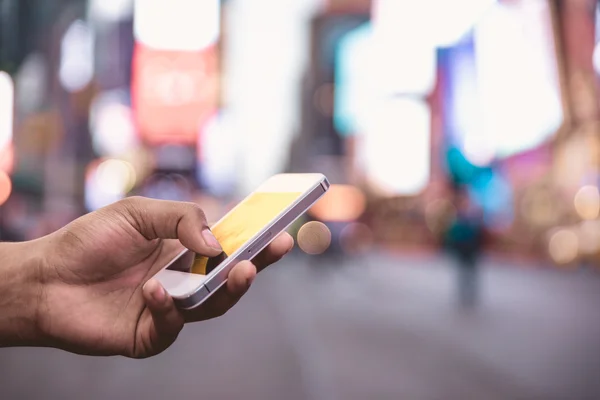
[1,252,599,400]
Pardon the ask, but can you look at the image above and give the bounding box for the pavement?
[1,251,599,400]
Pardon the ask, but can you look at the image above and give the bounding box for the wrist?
[0,240,47,347]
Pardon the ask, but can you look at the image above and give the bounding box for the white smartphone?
[154,173,330,309]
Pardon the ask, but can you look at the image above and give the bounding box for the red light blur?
[131,42,219,145]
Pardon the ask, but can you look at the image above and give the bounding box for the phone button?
[204,232,274,293]
[248,231,273,255]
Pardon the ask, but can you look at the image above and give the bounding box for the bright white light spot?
[134,0,220,51]
[90,91,138,156]
[0,71,14,151]
[197,112,236,196]
[89,0,133,22]
[15,53,46,112]
[474,0,562,158]
[85,159,136,211]
[335,20,436,135]
[59,20,94,92]
[593,42,600,75]
[361,98,431,196]
[373,0,496,48]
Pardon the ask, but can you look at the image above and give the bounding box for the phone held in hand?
[154,173,330,310]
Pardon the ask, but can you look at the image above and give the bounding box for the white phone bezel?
[154,173,330,309]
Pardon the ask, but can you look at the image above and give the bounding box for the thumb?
[115,196,223,256]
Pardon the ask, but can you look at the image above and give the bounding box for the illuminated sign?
[0,71,14,173]
[443,0,563,165]
[473,0,563,159]
[131,43,219,145]
[334,21,433,195]
[134,0,220,51]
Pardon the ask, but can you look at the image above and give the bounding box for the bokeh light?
[134,0,220,52]
[89,91,138,157]
[0,71,14,154]
[548,229,579,265]
[0,170,12,206]
[425,199,457,235]
[574,185,600,220]
[59,20,94,93]
[89,0,133,23]
[85,159,137,211]
[309,184,366,222]
[297,221,332,255]
[97,159,137,195]
[577,220,600,256]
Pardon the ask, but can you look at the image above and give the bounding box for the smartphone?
[154,173,330,309]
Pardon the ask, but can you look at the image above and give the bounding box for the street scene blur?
[1,0,600,398]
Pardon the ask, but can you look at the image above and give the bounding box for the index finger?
[252,232,294,272]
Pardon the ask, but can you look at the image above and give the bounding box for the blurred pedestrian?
[444,189,484,308]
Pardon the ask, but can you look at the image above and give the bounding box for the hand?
[30,197,294,358]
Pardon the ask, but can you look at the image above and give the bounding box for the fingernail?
[202,228,222,251]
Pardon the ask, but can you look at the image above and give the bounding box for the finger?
[184,261,256,323]
[142,279,185,352]
[117,196,222,256]
[253,232,294,272]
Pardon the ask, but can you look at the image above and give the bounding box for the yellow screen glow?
[192,192,301,274]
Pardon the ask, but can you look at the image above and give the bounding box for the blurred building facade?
[1,0,600,268]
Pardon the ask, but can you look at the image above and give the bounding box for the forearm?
[0,241,45,347]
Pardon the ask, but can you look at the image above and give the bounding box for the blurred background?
[1,0,600,399]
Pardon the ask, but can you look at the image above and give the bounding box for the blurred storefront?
[1,0,600,268]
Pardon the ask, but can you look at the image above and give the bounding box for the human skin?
[0,196,293,358]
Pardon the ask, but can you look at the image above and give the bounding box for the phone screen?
[168,191,302,276]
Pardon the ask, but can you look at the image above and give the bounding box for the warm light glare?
[85,159,137,211]
[548,229,579,265]
[574,186,600,220]
[578,220,600,255]
[134,0,220,51]
[97,159,137,195]
[59,20,94,92]
[0,71,14,151]
[0,170,12,206]
[309,185,366,222]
